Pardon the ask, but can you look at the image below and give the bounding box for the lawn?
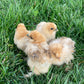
[0,0,84,84]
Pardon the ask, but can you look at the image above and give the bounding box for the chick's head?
[36,22,58,42]
[45,22,57,34]
[44,22,58,42]
[27,30,46,44]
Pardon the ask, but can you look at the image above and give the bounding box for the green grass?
[0,0,84,84]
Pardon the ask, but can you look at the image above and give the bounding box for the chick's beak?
[27,34,30,37]
[27,31,31,37]
[55,28,58,31]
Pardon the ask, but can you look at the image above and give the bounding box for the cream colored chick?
[14,23,30,51]
[49,37,75,65]
[36,22,58,42]
[24,30,51,75]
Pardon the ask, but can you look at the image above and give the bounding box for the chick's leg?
[24,67,40,78]
[28,59,40,75]
[33,67,40,75]
[24,72,34,78]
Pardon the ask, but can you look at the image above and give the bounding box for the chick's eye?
[51,28,53,30]
[30,36,33,39]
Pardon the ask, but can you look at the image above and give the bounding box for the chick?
[24,30,51,75]
[49,37,75,65]
[14,23,30,51]
[36,22,58,42]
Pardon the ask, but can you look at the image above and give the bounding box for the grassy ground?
[0,0,84,84]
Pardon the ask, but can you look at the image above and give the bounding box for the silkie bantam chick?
[36,22,58,42]
[49,37,75,65]
[24,30,51,75]
[14,23,30,51]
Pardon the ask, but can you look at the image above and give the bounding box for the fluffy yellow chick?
[14,23,30,51]
[36,22,58,42]
[49,37,75,65]
[24,30,51,75]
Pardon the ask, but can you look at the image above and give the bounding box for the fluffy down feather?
[49,37,75,65]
